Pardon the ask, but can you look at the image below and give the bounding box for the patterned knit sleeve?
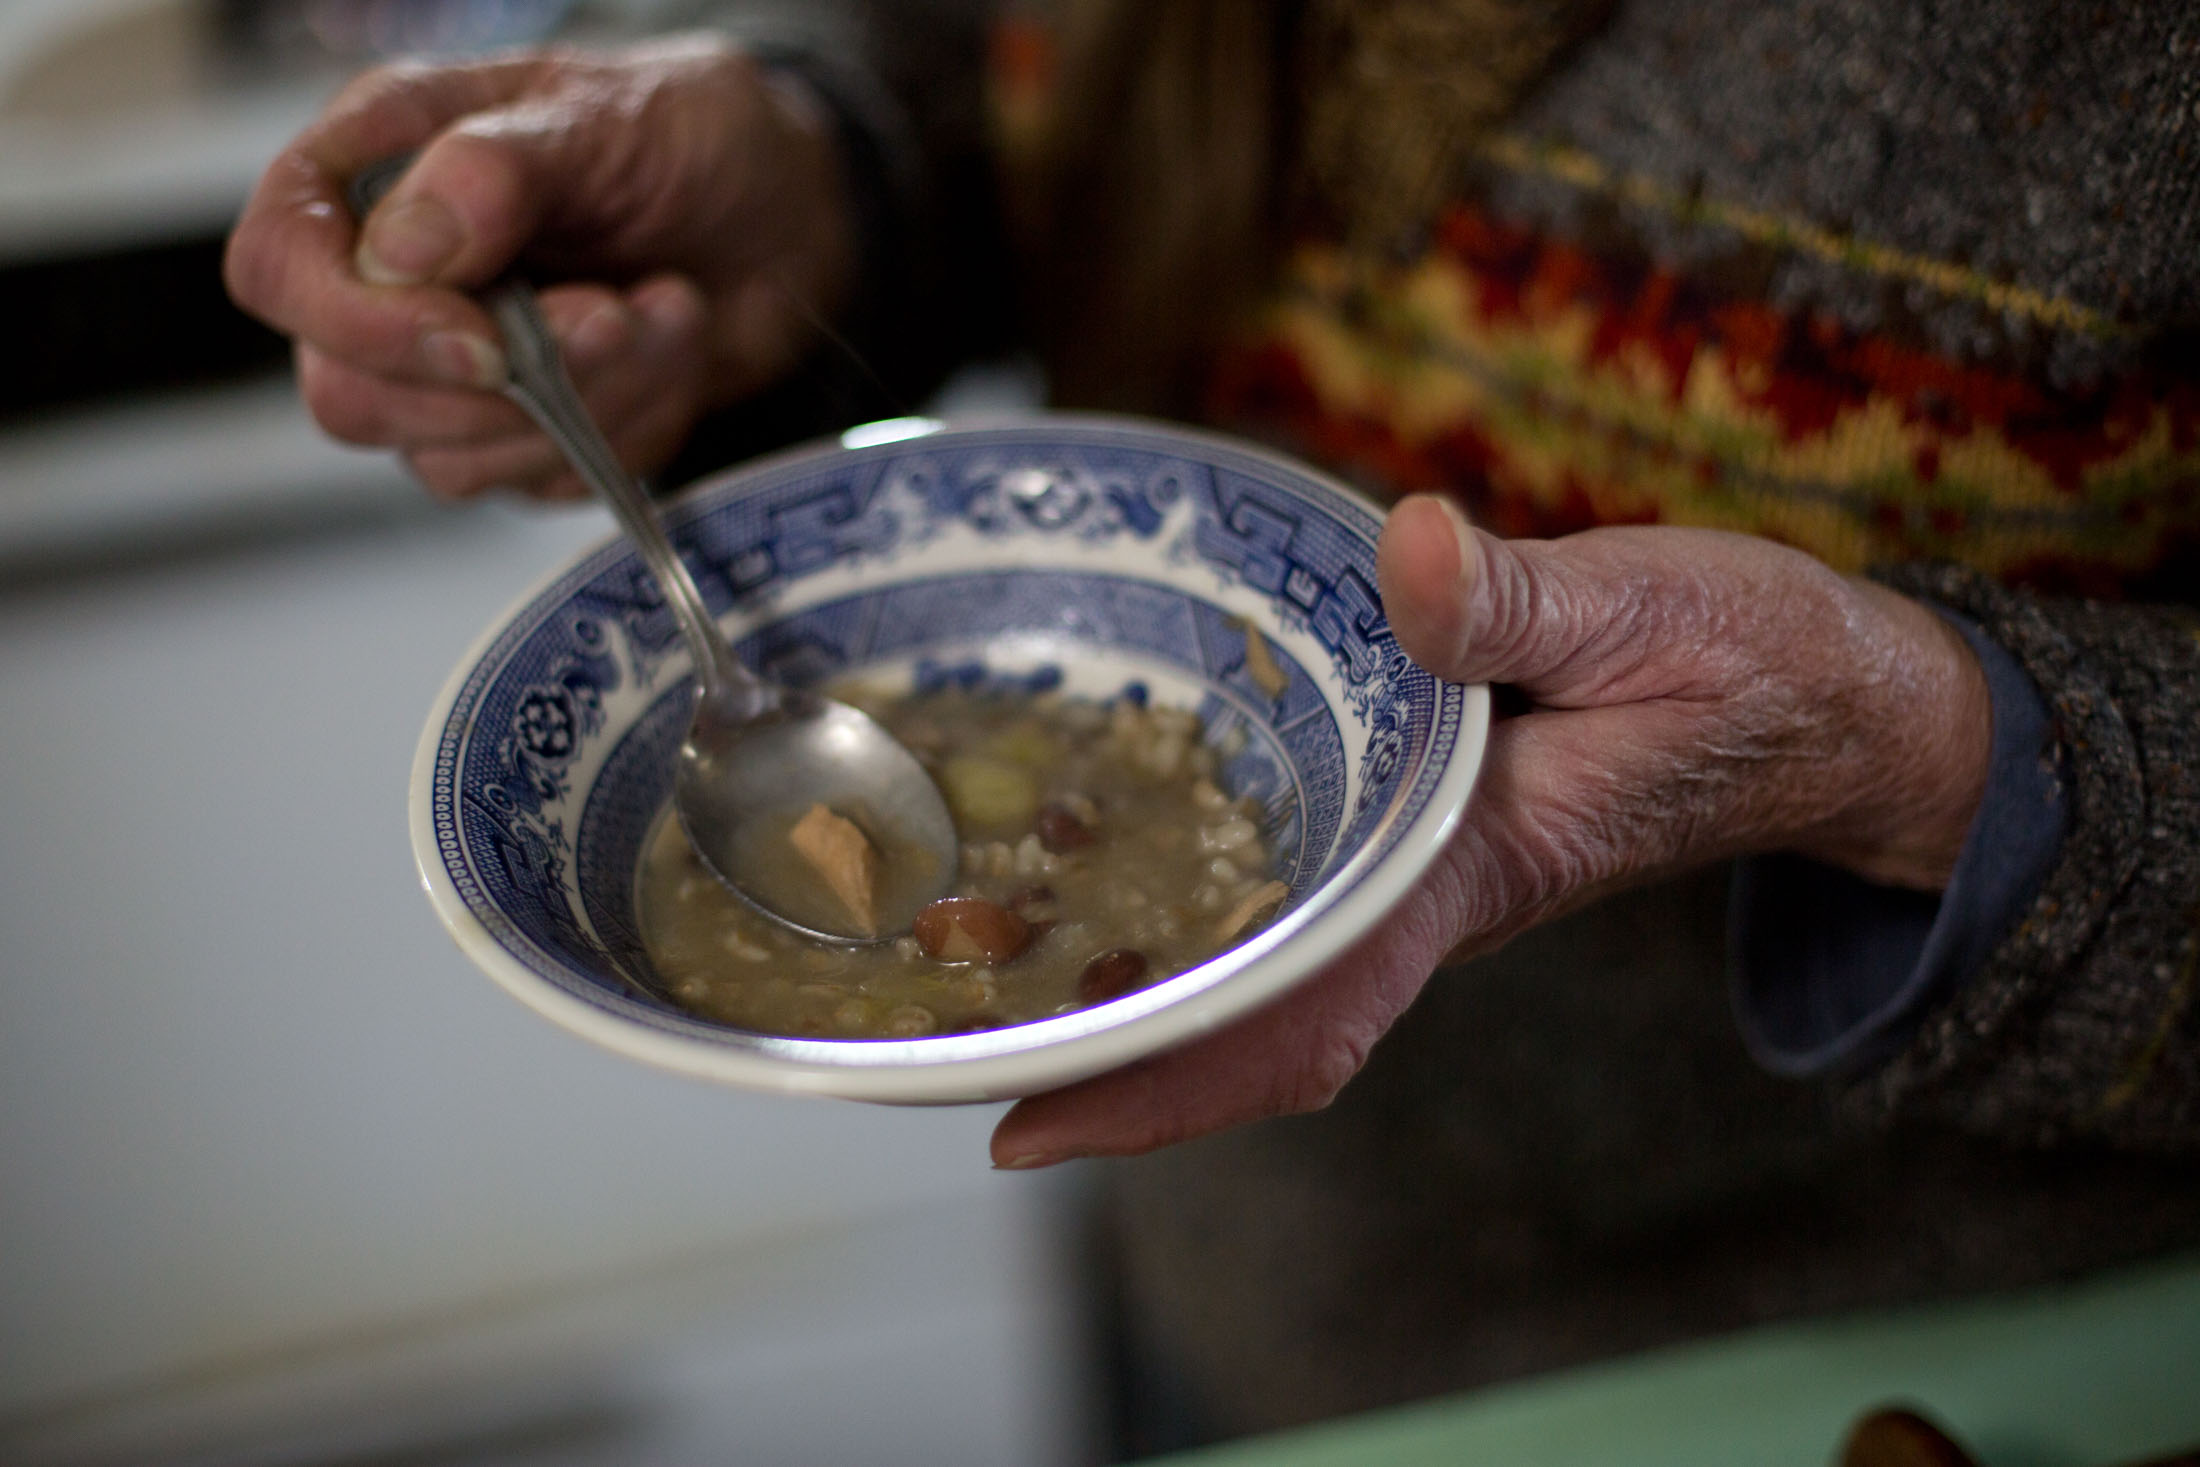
[1847,564,2200,1152]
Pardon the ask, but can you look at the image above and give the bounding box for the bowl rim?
[408,411,1489,1102]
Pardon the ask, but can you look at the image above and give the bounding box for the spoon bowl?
[676,686,957,940]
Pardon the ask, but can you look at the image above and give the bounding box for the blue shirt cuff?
[1730,608,2066,1077]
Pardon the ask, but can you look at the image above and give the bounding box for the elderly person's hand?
[223,37,854,499]
[991,498,1993,1167]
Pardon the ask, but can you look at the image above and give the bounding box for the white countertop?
[0,379,1093,1466]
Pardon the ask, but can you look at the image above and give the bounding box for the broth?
[635,688,1286,1038]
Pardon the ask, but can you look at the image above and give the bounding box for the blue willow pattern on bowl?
[418,417,1473,1074]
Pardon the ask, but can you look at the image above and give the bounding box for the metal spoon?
[351,158,957,942]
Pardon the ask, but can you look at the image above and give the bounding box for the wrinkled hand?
[991,498,1992,1167]
[223,37,854,499]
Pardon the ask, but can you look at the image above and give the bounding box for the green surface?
[1165,1251,2200,1467]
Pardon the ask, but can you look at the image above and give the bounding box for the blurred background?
[0,2,1099,1463]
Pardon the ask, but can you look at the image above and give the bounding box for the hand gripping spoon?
[352,157,957,941]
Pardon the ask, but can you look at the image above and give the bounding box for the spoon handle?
[346,155,765,709]
[485,282,761,704]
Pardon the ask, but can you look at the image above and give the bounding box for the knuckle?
[535,287,627,353]
[1475,538,1552,668]
[644,30,753,95]
[329,60,425,112]
[424,124,527,201]
[337,58,466,138]
[1467,781,1602,923]
[1274,1033,1372,1116]
[703,47,769,120]
[1426,835,1506,948]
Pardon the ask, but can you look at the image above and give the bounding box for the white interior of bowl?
[410,416,1488,1103]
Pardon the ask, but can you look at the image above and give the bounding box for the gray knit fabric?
[1864,565,2200,1150]
[1489,0,2200,385]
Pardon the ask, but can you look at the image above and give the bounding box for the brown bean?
[1077,948,1151,1004]
[1035,803,1097,853]
[912,897,1032,964]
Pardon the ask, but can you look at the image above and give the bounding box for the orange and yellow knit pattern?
[1206,136,2200,599]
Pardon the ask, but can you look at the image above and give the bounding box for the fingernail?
[635,280,701,339]
[993,1149,1086,1171]
[422,330,506,389]
[1426,495,1478,587]
[642,281,695,327]
[565,302,634,364]
[357,196,463,285]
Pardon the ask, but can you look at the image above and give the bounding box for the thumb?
[354,114,566,289]
[285,55,560,290]
[1376,495,1628,696]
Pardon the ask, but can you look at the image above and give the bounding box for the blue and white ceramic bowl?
[410,415,1489,1103]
